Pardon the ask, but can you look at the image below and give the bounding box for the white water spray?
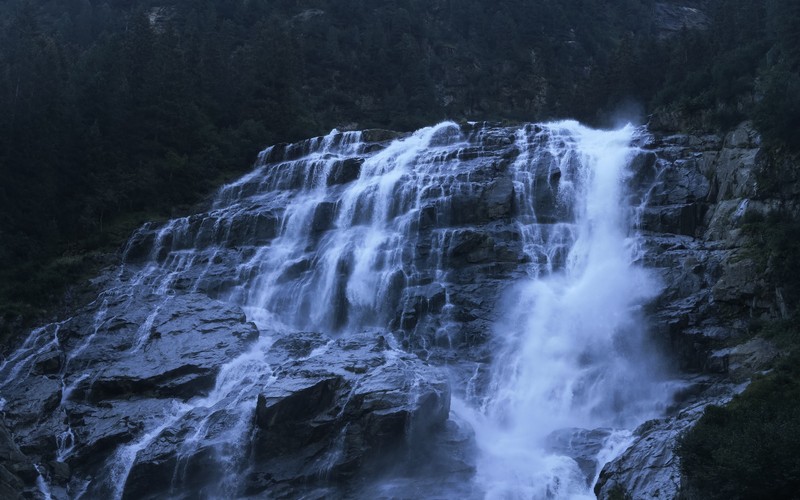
[464,121,667,498]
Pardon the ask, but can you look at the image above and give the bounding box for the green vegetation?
[679,211,800,499]
[607,484,633,500]
[744,212,800,306]
[678,344,800,500]
[0,0,798,336]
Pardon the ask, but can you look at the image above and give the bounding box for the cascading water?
[458,122,670,498]
[0,120,674,499]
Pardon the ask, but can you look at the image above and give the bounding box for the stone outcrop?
[0,121,783,499]
[0,419,38,500]
[246,332,450,496]
[0,279,450,499]
[654,2,710,39]
[596,121,788,498]
[0,289,260,498]
[641,123,777,370]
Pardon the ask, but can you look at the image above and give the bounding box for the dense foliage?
[678,348,800,499]
[0,0,798,329]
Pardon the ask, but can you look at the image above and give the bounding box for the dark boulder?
[312,202,338,233]
[328,158,364,186]
[246,331,450,495]
[0,419,37,499]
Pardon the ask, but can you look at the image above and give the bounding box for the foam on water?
[465,121,669,498]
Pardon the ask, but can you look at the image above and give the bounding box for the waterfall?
[460,121,668,498]
[0,121,673,499]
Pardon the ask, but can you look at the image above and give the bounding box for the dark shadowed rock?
[595,382,740,500]
[482,177,515,220]
[361,130,407,143]
[246,331,450,495]
[448,230,495,265]
[122,226,157,262]
[226,210,279,247]
[59,293,258,402]
[32,349,64,375]
[2,376,62,425]
[0,419,37,499]
[65,399,169,468]
[312,202,337,233]
[328,158,364,185]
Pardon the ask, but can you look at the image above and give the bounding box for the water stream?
[0,121,674,499]
[460,122,669,498]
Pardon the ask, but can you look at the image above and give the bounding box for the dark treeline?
[0,0,798,319]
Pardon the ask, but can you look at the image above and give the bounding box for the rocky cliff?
[0,121,784,499]
[596,121,790,499]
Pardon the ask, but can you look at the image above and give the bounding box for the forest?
[0,0,798,323]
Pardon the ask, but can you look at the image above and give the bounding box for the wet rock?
[482,176,514,220]
[546,428,613,485]
[47,460,70,484]
[531,174,563,223]
[0,419,37,499]
[105,331,450,499]
[226,210,279,247]
[448,230,495,265]
[642,203,703,236]
[61,293,258,402]
[628,151,658,190]
[712,257,760,303]
[405,284,448,318]
[328,158,364,185]
[122,227,157,262]
[277,258,312,284]
[2,376,62,425]
[312,201,337,233]
[611,122,787,496]
[32,349,64,375]
[246,331,450,495]
[120,412,222,500]
[650,158,711,206]
[707,337,780,380]
[595,383,739,500]
[596,417,684,499]
[0,286,260,496]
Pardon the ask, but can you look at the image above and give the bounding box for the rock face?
[0,418,38,500]
[0,121,781,499]
[0,283,450,498]
[595,121,787,498]
[113,332,449,499]
[0,288,261,498]
[654,2,710,38]
[642,122,776,370]
[246,332,450,496]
